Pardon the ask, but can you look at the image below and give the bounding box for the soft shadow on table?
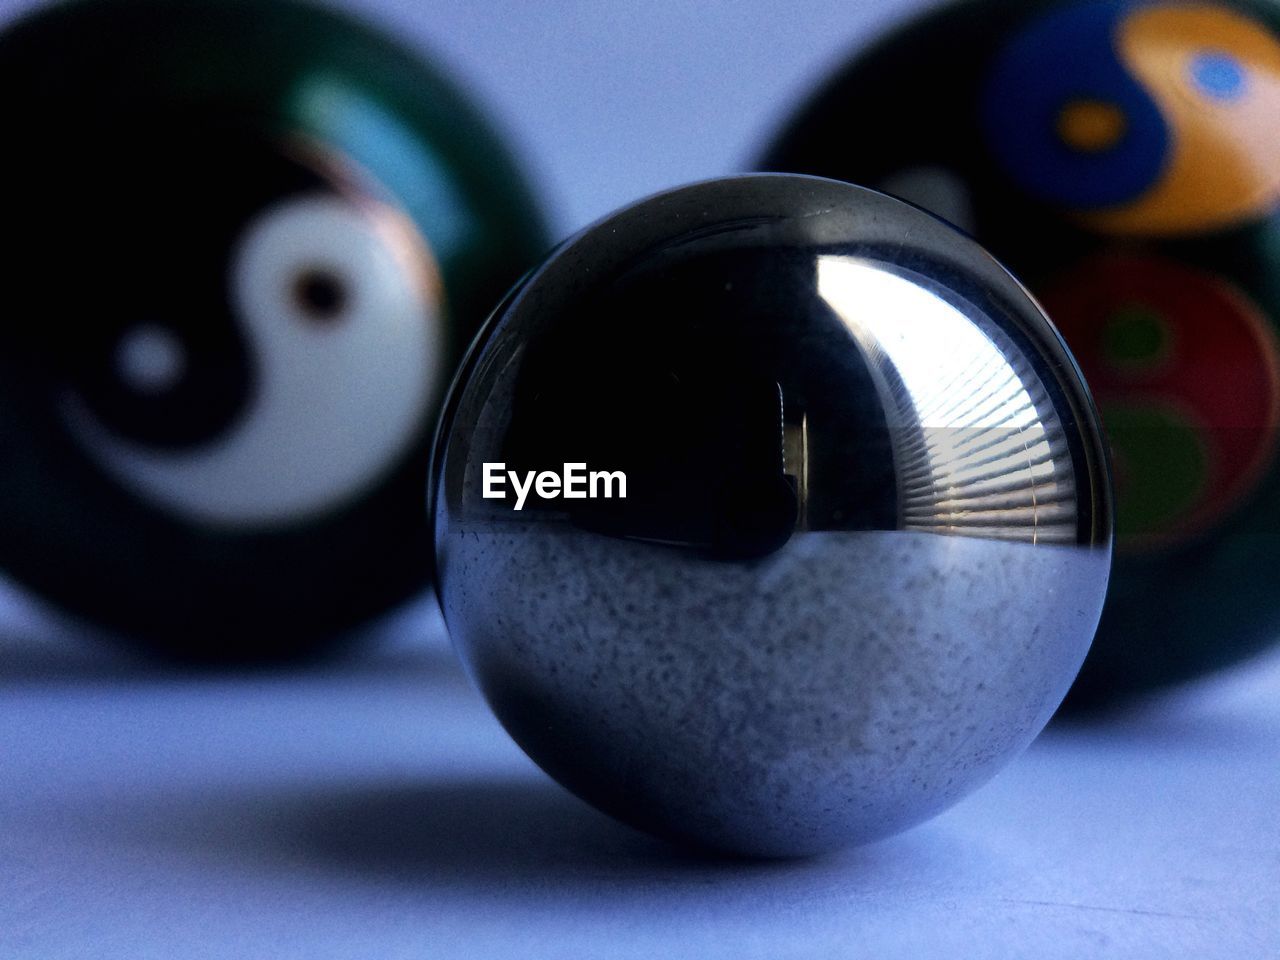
[1046,649,1280,753]
[0,630,460,686]
[1049,703,1280,753]
[0,588,456,685]
[128,774,974,897]
[0,623,159,684]
[0,624,460,691]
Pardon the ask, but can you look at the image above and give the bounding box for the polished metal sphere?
[431,175,1113,858]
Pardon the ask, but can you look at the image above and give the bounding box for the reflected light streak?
[817,256,1078,543]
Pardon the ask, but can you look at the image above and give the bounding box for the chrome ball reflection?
[431,175,1113,858]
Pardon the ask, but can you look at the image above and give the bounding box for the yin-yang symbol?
[982,0,1280,236]
[1042,253,1280,548]
[54,118,443,528]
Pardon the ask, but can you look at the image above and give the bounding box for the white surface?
[2,600,1278,959]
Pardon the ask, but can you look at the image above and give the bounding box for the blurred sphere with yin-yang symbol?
[0,0,548,661]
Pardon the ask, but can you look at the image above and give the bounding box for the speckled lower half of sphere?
[442,524,1105,856]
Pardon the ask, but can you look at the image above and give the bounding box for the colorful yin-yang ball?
[0,0,548,661]
[761,0,1280,705]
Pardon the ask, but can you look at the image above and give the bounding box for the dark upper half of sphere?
[434,175,1113,560]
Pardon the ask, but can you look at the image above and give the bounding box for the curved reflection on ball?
[431,175,1113,858]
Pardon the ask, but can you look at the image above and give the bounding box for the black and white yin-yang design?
[58,123,443,528]
[0,0,552,659]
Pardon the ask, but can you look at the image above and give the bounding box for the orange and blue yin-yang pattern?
[982,0,1280,236]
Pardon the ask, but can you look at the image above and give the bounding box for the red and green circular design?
[1043,254,1280,549]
